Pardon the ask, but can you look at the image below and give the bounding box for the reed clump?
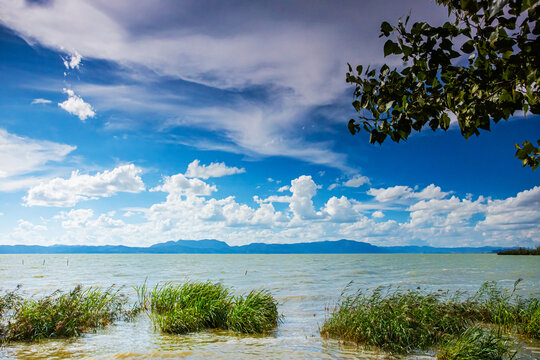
[227,289,279,334]
[138,281,279,335]
[1,285,131,342]
[321,280,538,356]
[437,327,514,360]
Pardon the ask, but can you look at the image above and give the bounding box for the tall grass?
[1,285,131,342]
[321,286,468,353]
[437,327,515,360]
[321,280,538,355]
[147,281,231,333]
[138,281,279,335]
[227,289,279,334]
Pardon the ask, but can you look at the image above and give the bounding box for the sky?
[0,0,538,248]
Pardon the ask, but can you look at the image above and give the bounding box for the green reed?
[1,285,131,342]
[227,289,279,334]
[137,281,279,335]
[321,280,538,355]
[437,327,515,360]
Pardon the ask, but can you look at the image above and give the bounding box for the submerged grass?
[321,280,538,356]
[138,281,279,335]
[1,285,131,342]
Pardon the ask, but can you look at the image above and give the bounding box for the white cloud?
[0,1,447,172]
[31,98,52,104]
[0,129,76,191]
[185,159,245,179]
[62,51,82,69]
[58,88,95,121]
[3,175,539,248]
[343,175,370,188]
[328,183,338,190]
[368,184,449,203]
[56,208,94,228]
[323,196,357,222]
[289,175,321,220]
[151,172,216,197]
[9,219,47,243]
[477,186,540,232]
[329,174,370,190]
[24,164,145,207]
[277,185,290,192]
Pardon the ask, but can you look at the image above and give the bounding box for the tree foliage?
[347,0,539,170]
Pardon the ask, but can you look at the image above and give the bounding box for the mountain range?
[0,239,501,254]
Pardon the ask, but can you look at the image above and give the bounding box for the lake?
[1,254,539,359]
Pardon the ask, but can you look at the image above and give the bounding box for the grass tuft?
[1,285,130,342]
[321,286,468,353]
[321,280,538,355]
[227,289,279,334]
[139,281,279,335]
[147,281,230,333]
[437,327,514,360]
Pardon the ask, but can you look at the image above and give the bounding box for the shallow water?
[0,254,539,359]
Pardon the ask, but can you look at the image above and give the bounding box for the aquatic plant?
[1,285,129,342]
[146,281,231,333]
[140,281,279,335]
[227,289,279,334]
[517,298,540,339]
[0,285,23,314]
[437,327,514,360]
[321,280,539,354]
[320,286,468,353]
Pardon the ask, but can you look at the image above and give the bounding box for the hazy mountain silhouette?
[0,239,500,254]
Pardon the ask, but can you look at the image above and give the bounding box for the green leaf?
[383,40,400,57]
[461,40,475,53]
[348,119,358,135]
[381,21,393,36]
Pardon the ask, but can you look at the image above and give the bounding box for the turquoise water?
[0,254,539,359]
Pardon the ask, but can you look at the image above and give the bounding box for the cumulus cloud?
[185,159,245,179]
[24,164,145,207]
[3,172,539,248]
[151,173,217,197]
[289,175,321,220]
[55,208,94,228]
[323,196,357,222]
[368,184,449,203]
[31,98,52,104]
[477,186,540,231]
[343,175,370,187]
[62,51,82,69]
[58,88,95,121]
[277,185,290,192]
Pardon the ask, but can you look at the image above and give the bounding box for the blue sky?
[0,0,538,248]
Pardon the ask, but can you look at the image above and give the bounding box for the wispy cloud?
[31,98,52,104]
[0,0,447,172]
[0,128,76,191]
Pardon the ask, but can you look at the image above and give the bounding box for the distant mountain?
[0,239,500,254]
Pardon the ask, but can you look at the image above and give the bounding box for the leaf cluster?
[347,0,539,169]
